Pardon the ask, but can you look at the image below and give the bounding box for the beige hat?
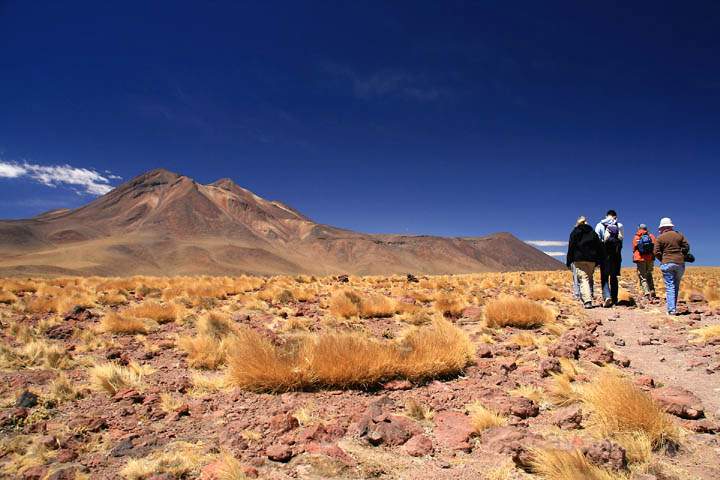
[576,216,587,226]
[658,217,674,228]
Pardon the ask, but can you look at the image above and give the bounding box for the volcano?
[0,169,563,276]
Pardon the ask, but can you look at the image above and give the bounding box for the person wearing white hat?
[653,217,690,315]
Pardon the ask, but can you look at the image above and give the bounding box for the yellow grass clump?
[484,296,554,328]
[467,402,507,432]
[178,335,229,370]
[0,290,18,304]
[526,285,558,301]
[89,361,152,395]
[227,319,474,391]
[124,301,178,324]
[530,448,623,480]
[689,325,720,343]
[100,312,153,335]
[434,293,467,318]
[120,442,207,480]
[328,290,397,318]
[582,369,679,449]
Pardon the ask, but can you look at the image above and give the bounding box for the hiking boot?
[583,302,593,309]
[603,298,613,308]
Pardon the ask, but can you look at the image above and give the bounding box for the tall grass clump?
[100,312,153,335]
[124,301,178,324]
[89,361,152,395]
[530,448,622,480]
[582,369,680,449]
[484,296,554,328]
[227,319,474,391]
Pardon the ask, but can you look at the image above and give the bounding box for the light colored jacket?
[595,217,624,243]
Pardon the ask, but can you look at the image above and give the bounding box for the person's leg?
[661,263,677,314]
[601,263,610,300]
[610,274,619,303]
[636,262,649,295]
[673,264,685,312]
[571,264,580,300]
[575,262,593,305]
[646,261,656,296]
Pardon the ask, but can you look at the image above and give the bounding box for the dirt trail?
[589,301,720,416]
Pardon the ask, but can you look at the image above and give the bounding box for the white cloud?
[543,251,566,257]
[0,163,27,178]
[0,160,119,195]
[525,240,568,247]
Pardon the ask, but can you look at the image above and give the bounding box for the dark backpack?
[637,233,653,254]
[603,224,622,255]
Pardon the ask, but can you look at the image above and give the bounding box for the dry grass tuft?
[213,453,248,480]
[100,312,153,335]
[124,301,178,323]
[328,290,397,318]
[689,325,720,343]
[582,369,679,448]
[0,290,18,304]
[468,402,506,432]
[89,361,152,395]
[120,441,207,479]
[526,285,558,301]
[484,296,554,328]
[530,448,622,480]
[433,293,467,318]
[49,373,81,403]
[227,319,474,391]
[178,335,229,369]
[198,312,236,338]
[404,398,433,421]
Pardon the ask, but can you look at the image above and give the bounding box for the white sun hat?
[658,217,674,228]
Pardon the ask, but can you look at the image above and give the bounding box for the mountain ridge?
[0,168,564,276]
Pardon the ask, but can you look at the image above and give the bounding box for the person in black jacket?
[566,216,605,309]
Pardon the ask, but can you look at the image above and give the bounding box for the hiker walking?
[571,217,595,300]
[632,224,657,299]
[566,216,604,309]
[654,217,691,315]
[595,210,623,308]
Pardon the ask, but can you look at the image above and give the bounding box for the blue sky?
[1,1,719,265]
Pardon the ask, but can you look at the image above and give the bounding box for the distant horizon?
[2,1,718,266]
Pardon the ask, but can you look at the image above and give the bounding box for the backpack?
[637,233,654,254]
[603,223,622,254]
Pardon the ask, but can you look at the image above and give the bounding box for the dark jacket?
[566,224,605,268]
[654,230,690,265]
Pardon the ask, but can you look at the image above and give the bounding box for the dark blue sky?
[1,1,719,264]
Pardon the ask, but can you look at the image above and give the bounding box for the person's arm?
[594,233,605,265]
[618,223,625,241]
[566,231,575,268]
[632,234,639,252]
[595,223,604,240]
[654,236,663,261]
[680,234,690,255]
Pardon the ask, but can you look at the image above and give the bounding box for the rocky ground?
[0,270,719,480]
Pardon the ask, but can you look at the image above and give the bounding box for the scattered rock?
[406,273,419,283]
[16,390,39,408]
[476,344,493,358]
[304,442,356,466]
[383,379,413,391]
[538,357,561,377]
[486,396,539,419]
[580,346,614,365]
[482,426,546,471]
[367,414,422,446]
[650,386,705,419]
[21,466,48,480]
[434,411,474,452]
[583,439,627,470]
[266,443,294,462]
[56,449,78,463]
[269,412,299,433]
[552,405,583,429]
[403,434,434,457]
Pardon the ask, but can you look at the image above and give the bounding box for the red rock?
[434,411,474,452]
[580,346,614,365]
[552,405,583,429]
[266,443,294,462]
[482,426,546,471]
[46,467,77,480]
[650,386,704,419]
[269,412,299,433]
[304,442,356,466]
[403,434,434,457]
[67,416,107,433]
[582,439,627,470]
[485,396,539,419]
[21,466,48,480]
[173,403,191,420]
[538,357,561,377]
[476,344,493,358]
[56,448,78,463]
[40,435,59,449]
[367,415,422,446]
[297,423,345,444]
[680,418,720,433]
[112,388,144,403]
[634,376,655,389]
[383,379,413,390]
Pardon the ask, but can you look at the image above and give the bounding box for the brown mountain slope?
[0,169,563,276]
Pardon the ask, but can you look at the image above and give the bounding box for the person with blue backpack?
[632,224,657,299]
[595,210,623,308]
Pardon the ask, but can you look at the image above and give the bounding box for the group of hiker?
[566,210,692,316]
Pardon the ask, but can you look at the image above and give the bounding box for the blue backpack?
[637,233,654,254]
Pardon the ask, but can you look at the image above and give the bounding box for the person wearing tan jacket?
[653,217,690,315]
